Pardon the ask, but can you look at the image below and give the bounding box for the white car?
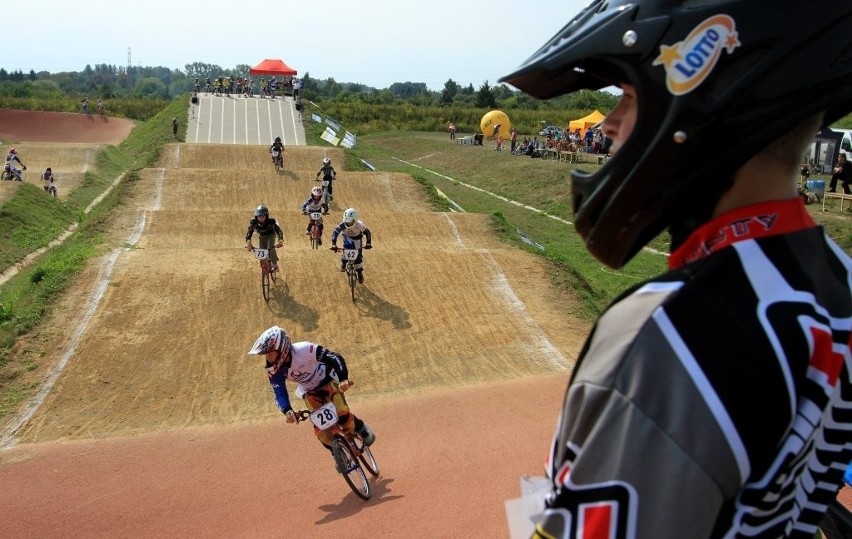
[538,125,562,137]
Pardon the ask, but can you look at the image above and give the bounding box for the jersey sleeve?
[318,348,349,382]
[267,369,293,413]
[534,284,738,538]
[245,220,256,242]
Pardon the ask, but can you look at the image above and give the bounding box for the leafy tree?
[475,81,497,109]
[439,78,459,106]
[389,82,429,98]
[134,77,167,98]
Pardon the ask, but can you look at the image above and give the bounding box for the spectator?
[501,0,852,537]
[828,152,852,194]
[510,127,518,152]
[448,122,456,141]
[172,117,179,138]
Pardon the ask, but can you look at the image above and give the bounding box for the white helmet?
[311,186,322,198]
[343,208,357,227]
[247,326,292,374]
[322,157,331,166]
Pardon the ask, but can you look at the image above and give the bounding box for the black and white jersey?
[534,199,852,539]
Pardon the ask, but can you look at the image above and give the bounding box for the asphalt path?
[186,93,305,146]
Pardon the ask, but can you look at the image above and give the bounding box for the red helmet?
[9,148,16,154]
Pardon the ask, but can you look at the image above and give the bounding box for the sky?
[10,0,590,91]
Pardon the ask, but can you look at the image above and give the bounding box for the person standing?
[172,117,179,139]
[828,152,852,194]
[448,122,456,141]
[510,127,518,153]
[501,1,852,537]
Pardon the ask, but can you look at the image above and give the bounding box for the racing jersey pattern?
[301,196,325,214]
[245,217,283,242]
[535,199,852,538]
[331,220,371,246]
[266,341,349,413]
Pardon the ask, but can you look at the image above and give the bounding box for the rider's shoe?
[340,261,346,272]
[357,422,376,446]
[318,238,323,246]
[357,270,364,284]
[271,263,279,272]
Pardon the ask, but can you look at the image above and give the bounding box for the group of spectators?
[509,126,612,159]
[195,76,298,99]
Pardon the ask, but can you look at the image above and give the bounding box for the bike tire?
[347,267,357,302]
[310,225,321,250]
[332,435,370,500]
[356,438,380,477]
[261,266,271,301]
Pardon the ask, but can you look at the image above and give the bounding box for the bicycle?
[272,152,283,173]
[295,399,379,500]
[249,247,277,301]
[332,247,360,301]
[307,212,323,250]
[321,177,332,208]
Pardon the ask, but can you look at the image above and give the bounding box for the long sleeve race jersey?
[245,217,284,242]
[301,196,324,213]
[330,220,371,247]
[316,165,336,181]
[534,199,852,539]
[266,341,350,413]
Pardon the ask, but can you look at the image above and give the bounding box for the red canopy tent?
[249,59,297,76]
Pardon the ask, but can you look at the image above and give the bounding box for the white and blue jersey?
[266,341,349,413]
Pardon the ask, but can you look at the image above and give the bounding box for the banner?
[311,113,322,123]
[320,127,340,146]
[325,117,341,131]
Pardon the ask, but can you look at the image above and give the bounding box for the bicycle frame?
[309,212,323,250]
[342,248,359,301]
[251,248,276,301]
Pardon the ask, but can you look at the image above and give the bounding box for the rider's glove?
[364,244,372,250]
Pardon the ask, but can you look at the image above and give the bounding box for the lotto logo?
[653,14,742,96]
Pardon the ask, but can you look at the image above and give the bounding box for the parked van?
[831,128,852,154]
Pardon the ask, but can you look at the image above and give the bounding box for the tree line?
[0,62,618,112]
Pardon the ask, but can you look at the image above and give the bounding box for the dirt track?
[0,130,590,536]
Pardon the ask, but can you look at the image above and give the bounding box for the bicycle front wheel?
[332,436,370,500]
[347,269,357,302]
[357,441,380,477]
[261,266,271,301]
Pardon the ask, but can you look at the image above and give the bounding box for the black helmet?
[501,0,852,268]
[254,205,269,217]
[274,136,282,144]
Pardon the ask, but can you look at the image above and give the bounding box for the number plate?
[309,212,323,221]
[253,249,269,260]
[309,402,339,431]
[322,180,330,187]
[342,249,358,260]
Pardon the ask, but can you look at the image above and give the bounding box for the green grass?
[336,130,852,321]
[0,95,190,419]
